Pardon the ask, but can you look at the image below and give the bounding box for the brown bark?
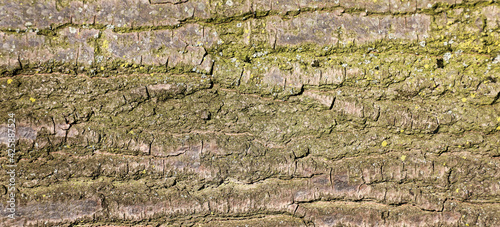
[1,0,500,226]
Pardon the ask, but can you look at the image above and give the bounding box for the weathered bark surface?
[1,0,500,226]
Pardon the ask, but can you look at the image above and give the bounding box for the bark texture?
[1,0,500,226]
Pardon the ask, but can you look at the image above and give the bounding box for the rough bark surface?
[1,0,500,226]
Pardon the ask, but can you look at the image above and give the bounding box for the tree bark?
[1,0,500,226]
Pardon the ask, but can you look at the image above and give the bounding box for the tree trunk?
[1,0,500,226]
